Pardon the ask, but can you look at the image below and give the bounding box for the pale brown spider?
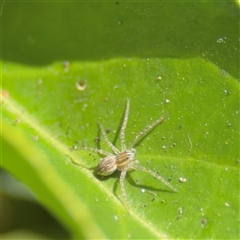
[81,99,177,210]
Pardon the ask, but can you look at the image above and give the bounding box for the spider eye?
[96,156,117,176]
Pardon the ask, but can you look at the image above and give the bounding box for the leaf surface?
[1,1,239,239]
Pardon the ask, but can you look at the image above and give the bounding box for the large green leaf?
[1,1,239,239]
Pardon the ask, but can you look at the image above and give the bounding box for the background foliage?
[1,1,239,239]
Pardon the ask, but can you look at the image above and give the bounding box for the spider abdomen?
[96,156,117,176]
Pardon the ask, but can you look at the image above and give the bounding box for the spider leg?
[99,123,120,154]
[77,146,113,157]
[129,114,168,149]
[120,99,130,151]
[119,170,129,212]
[132,164,178,192]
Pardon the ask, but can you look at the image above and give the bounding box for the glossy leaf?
[1,1,239,239]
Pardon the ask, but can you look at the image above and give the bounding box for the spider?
[80,99,177,210]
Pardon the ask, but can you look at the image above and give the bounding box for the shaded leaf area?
[1,176,71,240]
[2,1,239,78]
[1,56,239,239]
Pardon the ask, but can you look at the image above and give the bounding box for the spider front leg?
[98,123,120,155]
[119,170,130,211]
[120,99,130,151]
[132,164,178,192]
[129,114,168,149]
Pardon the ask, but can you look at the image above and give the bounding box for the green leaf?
[1,1,239,239]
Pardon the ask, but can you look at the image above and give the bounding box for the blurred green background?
[2,0,239,79]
